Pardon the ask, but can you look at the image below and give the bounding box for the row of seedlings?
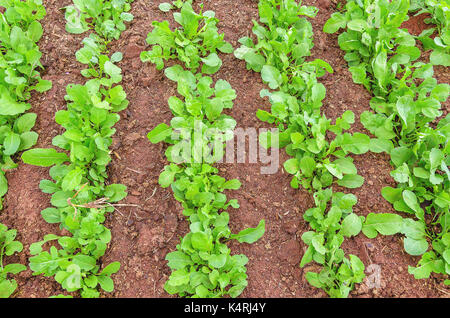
[324,0,449,285]
[235,0,374,297]
[0,0,52,207]
[0,0,52,298]
[20,0,135,297]
[141,2,265,297]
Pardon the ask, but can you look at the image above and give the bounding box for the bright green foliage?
[300,189,365,298]
[21,60,128,297]
[236,0,368,297]
[148,65,237,165]
[363,212,430,256]
[411,0,450,66]
[64,0,134,40]
[74,33,127,84]
[158,0,193,12]
[149,70,266,297]
[234,0,321,94]
[143,4,265,298]
[326,0,449,283]
[140,2,233,71]
[0,223,26,298]
[162,163,265,297]
[0,0,52,208]
[21,0,133,298]
[258,91,368,191]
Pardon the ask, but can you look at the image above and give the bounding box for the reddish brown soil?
[0,0,448,298]
[402,13,432,36]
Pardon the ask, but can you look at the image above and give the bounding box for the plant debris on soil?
[0,0,448,298]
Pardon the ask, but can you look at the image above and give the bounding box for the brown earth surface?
[0,0,448,298]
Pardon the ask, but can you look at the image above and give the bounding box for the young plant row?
[141,2,265,298]
[235,0,371,297]
[20,0,135,297]
[324,0,449,285]
[0,0,52,208]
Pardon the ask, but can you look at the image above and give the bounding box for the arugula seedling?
[0,223,26,298]
[141,2,233,72]
[64,0,134,40]
[300,189,365,298]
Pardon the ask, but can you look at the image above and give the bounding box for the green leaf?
[168,269,190,286]
[110,52,123,63]
[363,213,404,238]
[201,53,222,74]
[104,184,127,202]
[41,208,61,224]
[408,252,439,279]
[299,156,315,177]
[0,280,17,298]
[369,138,393,153]
[372,50,388,89]
[0,92,29,116]
[100,262,121,276]
[341,213,363,237]
[64,5,90,34]
[34,79,52,93]
[22,148,69,167]
[3,264,26,275]
[341,133,370,154]
[14,113,37,133]
[337,174,364,188]
[333,158,357,175]
[159,3,173,12]
[403,237,428,256]
[396,96,414,132]
[284,158,299,174]
[323,13,346,33]
[165,251,193,270]
[19,132,38,150]
[223,179,241,190]
[231,219,265,244]
[51,191,72,208]
[402,190,421,214]
[0,173,8,198]
[381,186,402,204]
[98,276,114,292]
[147,123,172,143]
[261,65,282,89]
[430,50,450,66]
[73,255,97,271]
[159,170,175,188]
[5,241,23,255]
[191,232,213,252]
[208,254,227,268]
[61,168,83,191]
[3,132,21,156]
[390,147,413,167]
